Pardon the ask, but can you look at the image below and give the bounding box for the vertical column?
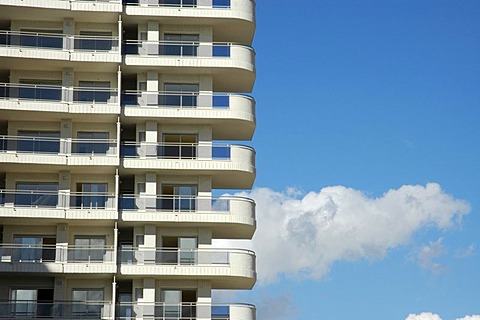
[60,119,72,155]
[53,276,67,318]
[58,171,71,209]
[145,120,158,157]
[146,71,158,106]
[147,21,159,55]
[197,176,212,212]
[142,278,156,317]
[196,280,212,320]
[145,172,157,209]
[198,125,212,159]
[56,223,69,264]
[63,18,74,52]
[62,68,74,104]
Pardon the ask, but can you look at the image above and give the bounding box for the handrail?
[0,30,119,40]
[124,39,252,49]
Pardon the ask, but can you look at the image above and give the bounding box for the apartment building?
[0,0,256,319]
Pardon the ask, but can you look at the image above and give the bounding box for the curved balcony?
[0,190,117,220]
[0,0,122,12]
[122,91,255,140]
[0,300,113,319]
[116,302,255,320]
[0,244,116,274]
[121,142,255,189]
[119,247,256,289]
[123,41,255,92]
[0,135,119,167]
[123,0,255,43]
[0,30,120,63]
[120,195,255,239]
[0,83,120,117]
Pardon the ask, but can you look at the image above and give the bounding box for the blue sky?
[223,1,480,319]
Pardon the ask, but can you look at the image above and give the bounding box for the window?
[18,79,62,101]
[161,134,197,159]
[75,81,111,103]
[161,185,197,212]
[12,236,56,262]
[162,34,199,56]
[75,183,108,209]
[9,288,54,317]
[18,29,63,49]
[76,31,113,51]
[73,237,106,262]
[159,0,197,7]
[159,290,196,319]
[17,131,60,153]
[15,182,58,207]
[74,132,109,155]
[161,83,199,107]
[72,288,104,317]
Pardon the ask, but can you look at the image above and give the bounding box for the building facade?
[0,0,256,319]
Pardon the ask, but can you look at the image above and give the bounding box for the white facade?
[0,0,256,319]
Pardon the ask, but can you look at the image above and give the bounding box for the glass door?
[179,237,197,265]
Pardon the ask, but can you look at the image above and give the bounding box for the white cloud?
[405,312,442,320]
[414,238,446,273]
[216,183,470,283]
[256,291,297,320]
[456,316,480,320]
[455,244,476,258]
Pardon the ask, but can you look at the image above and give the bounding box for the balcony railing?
[0,83,119,104]
[124,40,246,57]
[0,190,116,210]
[122,91,252,109]
[119,247,253,266]
[0,135,117,156]
[115,302,255,320]
[0,300,112,319]
[119,194,247,212]
[123,0,232,8]
[0,30,119,52]
[0,244,115,264]
[121,142,237,159]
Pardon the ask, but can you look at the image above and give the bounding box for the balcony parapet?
[0,300,113,319]
[0,135,119,166]
[116,302,256,320]
[120,195,255,238]
[0,0,122,12]
[119,247,256,289]
[0,30,121,62]
[0,244,116,273]
[0,189,117,220]
[0,83,120,115]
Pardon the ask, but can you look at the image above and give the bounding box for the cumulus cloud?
[405,313,442,320]
[414,238,446,273]
[217,183,470,283]
[456,316,480,320]
[256,291,297,320]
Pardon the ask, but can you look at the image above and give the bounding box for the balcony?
[123,0,255,43]
[122,91,255,140]
[0,83,120,115]
[120,195,255,239]
[0,30,121,63]
[123,41,255,92]
[0,300,113,319]
[0,244,116,274]
[0,0,122,12]
[0,135,118,167]
[119,247,256,289]
[116,302,255,320]
[0,190,117,220]
[121,142,255,189]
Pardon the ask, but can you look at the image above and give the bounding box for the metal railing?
[119,247,254,266]
[0,244,115,264]
[122,91,253,108]
[0,135,117,156]
[118,194,249,212]
[123,0,232,8]
[123,40,248,57]
[0,190,116,210]
[115,302,255,320]
[0,83,118,104]
[120,142,238,159]
[0,30,119,52]
[0,300,112,319]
